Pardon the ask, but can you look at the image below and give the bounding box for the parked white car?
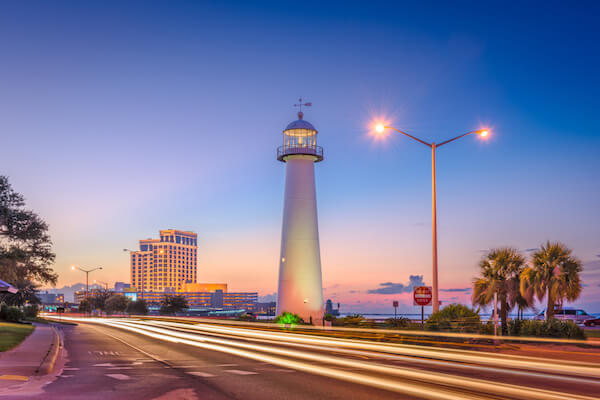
[533,308,591,324]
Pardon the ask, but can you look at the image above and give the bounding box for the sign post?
[413,286,433,330]
[392,301,399,320]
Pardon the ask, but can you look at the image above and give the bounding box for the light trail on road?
[144,318,600,378]
[47,316,600,400]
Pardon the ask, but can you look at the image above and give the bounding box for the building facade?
[37,291,65,304]
[114,282,131,292]
[130,229,198,293]
[140,290,258,311]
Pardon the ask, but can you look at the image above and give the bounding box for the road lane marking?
[225,369,257,375]
[186,371,216,378]
[106,374,130,380]
[107,367,134,370]
[216,363,238,367]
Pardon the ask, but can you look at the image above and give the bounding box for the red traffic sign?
[413,286,432,306]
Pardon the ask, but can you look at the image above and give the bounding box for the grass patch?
[0,322,34,352]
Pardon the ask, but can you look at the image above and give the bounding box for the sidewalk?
[0,323,60,390]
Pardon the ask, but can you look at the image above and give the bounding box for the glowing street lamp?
[71,265,103,299]
[373,124,490,313]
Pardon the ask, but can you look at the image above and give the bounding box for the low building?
[74,288,110,303]
[37,291,65,304]
[114,282,131,292]
[256,301,276,316]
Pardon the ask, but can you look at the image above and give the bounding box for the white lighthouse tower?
[276,100,324,324]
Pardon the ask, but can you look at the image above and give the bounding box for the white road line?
[186,371,216,378]
[216,363,238,367]
[225,369,258,375]
[106,374,131,380]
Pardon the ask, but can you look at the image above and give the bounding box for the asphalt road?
[3,322,400,400]
[4,318,600,400]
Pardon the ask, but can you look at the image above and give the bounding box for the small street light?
[71,266,103,299]
[373,124,490,313]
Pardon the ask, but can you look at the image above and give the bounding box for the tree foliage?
[520,241,582,320]
[472,248,527,335]
[126,299,149,315]
[78,298,92,314]
[159,294,188,315]
[105,294,130,315]
[0,176,56,305]
[89,289,112,311]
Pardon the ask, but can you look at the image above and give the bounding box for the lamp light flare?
[480,130,489,137]
[375,124,385,133]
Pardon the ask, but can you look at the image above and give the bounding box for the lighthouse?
[276,100,324,324]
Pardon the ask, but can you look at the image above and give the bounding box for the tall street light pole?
[374,125,489,313]
[71,266,103,299]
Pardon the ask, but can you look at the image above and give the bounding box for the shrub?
[425,304,481,333]
[275,311,303,325]
[23,304,39,319]
[323,313,335,322]
[334,314,374,327]
[519,319,585,339]
[237,313,256,322]
[0,303,23,322]
[479,321,495,335]
[384,317,411,329]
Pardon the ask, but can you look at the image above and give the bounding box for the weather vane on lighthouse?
[293,98,312,119]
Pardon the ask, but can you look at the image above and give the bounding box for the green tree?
[472,248,527,335]
[520,241,582,321]
[0,176,57,306]
[90,289,112,313]
[159,294,188,315]
[78,298,92,314]
[126,299,149,315]
[105,295,130,315]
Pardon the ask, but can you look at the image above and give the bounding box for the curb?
[35,325,60,375]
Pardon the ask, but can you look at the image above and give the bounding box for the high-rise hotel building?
[130,229,198,293]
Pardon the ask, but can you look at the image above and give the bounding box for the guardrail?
[277,145,323,162]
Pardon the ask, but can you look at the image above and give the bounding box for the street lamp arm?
[385,126,432,148]
[75,266,103,273]
[437,130,485,147]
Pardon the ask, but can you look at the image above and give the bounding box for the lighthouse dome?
[284,119,317,132]
[284,111,317,132]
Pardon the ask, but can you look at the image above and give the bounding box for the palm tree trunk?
[500,300,508,336]
[546,285,554,321]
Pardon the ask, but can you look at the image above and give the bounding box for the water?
[338,313,600,322]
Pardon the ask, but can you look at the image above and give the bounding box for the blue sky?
[1,1,599,312]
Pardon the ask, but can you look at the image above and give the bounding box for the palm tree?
[472,248,527,335]
[520,241,582,320]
